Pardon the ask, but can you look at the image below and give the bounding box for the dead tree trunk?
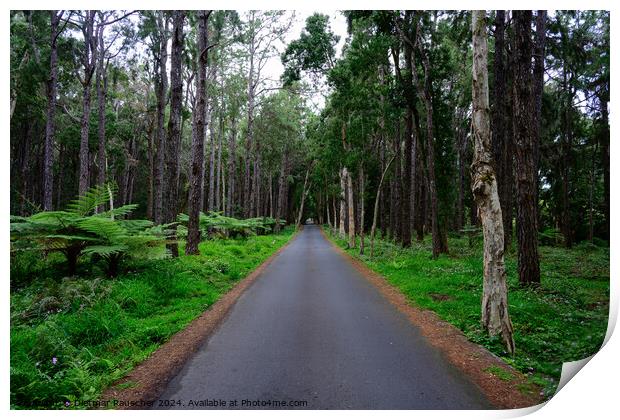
[472,10,515,354]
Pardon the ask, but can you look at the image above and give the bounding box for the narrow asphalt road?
[157,225,490,409]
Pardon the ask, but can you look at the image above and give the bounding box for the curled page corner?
[555,355,595,396]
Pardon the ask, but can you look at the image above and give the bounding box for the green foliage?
[177,211,285,239]
[10,227,294,408]
[539,227,565,246]
[281,13,340,86]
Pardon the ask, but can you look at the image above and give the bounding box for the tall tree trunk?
[326,189,332,229]
[153,13,169,223]
[43,11,61,210]
[227,114,237,216]
[163,11,185,257]
[216,114,223,212]
[492,10,512,248]
[146,114,155,220]
[392,120,402,242]
[275,146,289,232]
[296,166,312,229]
[186,10,210,255]
[332,196,338,234]
[413,29,446,257]
[78,11,98,197]
[397,27,413,248]
[208,107,216,212]
[402,77,413,247]
[339,167,346,237]
[371,155,395,258]
[456,108,467,231]
[346,168,355,248]
[532,10,546,231]
[269,174,274,218]
[245,19,256,218]
[472,10,515,354]
[599,90,610,239]
[413,102,426,241]
[19,119,31,215]
[55,141,64,208]
[253,152,261,217]
[588,142,598,242]
[96,19,107,193]
[359,166,365,255]
[513,10,541,286]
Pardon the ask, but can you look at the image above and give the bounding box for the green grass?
[326,228,609,399]
[10,227,295,409]
[484,365,515,382]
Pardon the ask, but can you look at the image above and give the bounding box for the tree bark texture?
[186,10,210,255]
[513,10,541,286]
[163,11,185,257]
[43,11,61,210]
[472,10,515,353]
[153,13,169,223]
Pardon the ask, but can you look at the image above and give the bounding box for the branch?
[200,43,219,61]
[53,10,73,45]
[100,10,138,27]
[57,103,81,124]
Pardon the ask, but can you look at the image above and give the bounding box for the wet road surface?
[157,225,490,409]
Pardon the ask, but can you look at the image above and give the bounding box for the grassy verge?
[10,227,295,409]
[325,227,609,398]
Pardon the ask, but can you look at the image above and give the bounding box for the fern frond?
[98,204,139,219]
[66,183,118,216]
[83,244,128,258]
[77,216,126,240]
[119,219,154,233]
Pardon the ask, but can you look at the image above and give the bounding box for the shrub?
[177,212,286,239]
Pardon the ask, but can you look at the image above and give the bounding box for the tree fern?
[10,184,168,277]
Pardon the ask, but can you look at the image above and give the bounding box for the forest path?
[157,225,490,409]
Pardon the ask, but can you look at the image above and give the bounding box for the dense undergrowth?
[326,227,609,399]
[10,227,294,409]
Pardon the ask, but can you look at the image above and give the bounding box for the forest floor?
[325,227,610,400]
[10,227,295,409]
[10,223,609,409]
